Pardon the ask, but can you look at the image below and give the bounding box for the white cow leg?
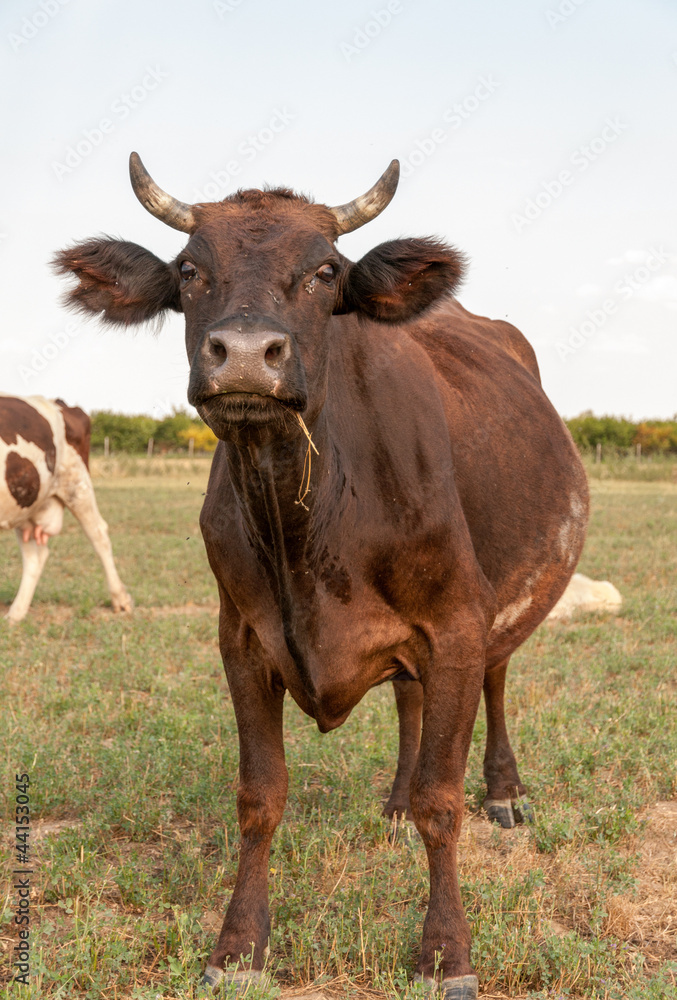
[5,529,51,623]
[64,482,133,613]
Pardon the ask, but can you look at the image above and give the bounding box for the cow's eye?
[180,260,197,281]
[316,264,336,283]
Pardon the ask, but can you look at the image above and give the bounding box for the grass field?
[0,458,675,999]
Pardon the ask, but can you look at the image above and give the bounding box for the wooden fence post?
[147,437,154,457]
[636,443,641,461]
[596,442,602,464]
[188,437,194,457]
[104,436,109,457]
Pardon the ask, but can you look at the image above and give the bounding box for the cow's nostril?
[265,344,282,365]
[211,341,227,359]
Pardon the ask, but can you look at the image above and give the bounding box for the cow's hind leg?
[5,529,50,623]
[482,656,532,828]
[203,663,287,991]
[410,630,485,997]
[383,678,422,820]
[61,478,132,613]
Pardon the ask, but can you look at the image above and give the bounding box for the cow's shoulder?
[413,299,541,385]
[55,399,91,468]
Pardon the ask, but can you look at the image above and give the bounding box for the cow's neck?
[225,414,341,697]
[227,414,336,551]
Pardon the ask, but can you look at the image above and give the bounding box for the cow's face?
[177,199,344,436]
[54,155,465,442]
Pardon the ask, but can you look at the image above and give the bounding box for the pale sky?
[1,0,675,420]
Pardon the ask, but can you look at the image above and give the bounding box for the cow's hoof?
[483,797,516,828]
[414,974,478,999]
[112,591,134,613]
[441,974,478,1000]
[201,965,265,994]
[201,965,224,991]
[513,797,535,824]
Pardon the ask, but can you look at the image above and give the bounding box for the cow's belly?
[485,489,589,665]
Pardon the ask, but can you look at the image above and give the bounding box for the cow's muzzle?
[208,325,291,396]
[188,316,308,424]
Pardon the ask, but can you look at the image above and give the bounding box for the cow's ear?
[52,238,181,326]
[335,238,467,322]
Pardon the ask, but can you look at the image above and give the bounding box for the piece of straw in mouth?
[294,413,318,511]
[295,412,319,454]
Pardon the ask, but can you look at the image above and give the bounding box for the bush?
[634,421,677,453]
[154,411,195,448]
[565,412,637,450]
[178,424,218,452]
[90,412,157,453]
[90,409,217,453]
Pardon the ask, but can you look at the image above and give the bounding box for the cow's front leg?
[384,678,422,820]
[204,664,287,991]
[410,630,485,999]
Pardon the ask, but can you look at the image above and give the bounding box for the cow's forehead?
[182,217,339,272]
[189,192,340,246]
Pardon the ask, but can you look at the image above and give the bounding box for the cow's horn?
[329,159,400,236]
[129,152,196,233]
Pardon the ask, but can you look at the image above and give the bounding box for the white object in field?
[547,573,622,621]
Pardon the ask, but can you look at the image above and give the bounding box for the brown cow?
[0,394,132,622]
[54,154,588,999]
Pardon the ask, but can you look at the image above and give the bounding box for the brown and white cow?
[0,394,132,622]
[54,155,588,999]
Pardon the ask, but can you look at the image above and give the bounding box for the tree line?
[91,410,217,453]
[90,409,677,455]
[566,412,677,453]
